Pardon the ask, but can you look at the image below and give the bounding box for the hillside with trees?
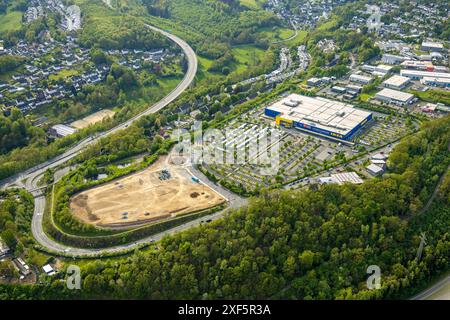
[1,116,448,300]
[0,108,46,154]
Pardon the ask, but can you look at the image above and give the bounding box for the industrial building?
[382,75,411,90]
[43,264,56,276]
[400,69,450,81]
[307,77,322,87]
[0,236,10,259]
[421,77,450,88]
[349,74,373,85]
[362,64,393,77]
[421,41,444,52]
[367,164,384,176]
[345,84,362,94]
[382,54,409,65]
[49,124,77,138]
[318,172,364,185]
[264,94,372,141]
[375,88,415,106]
[331,86,346,94]
[401,60,434,71]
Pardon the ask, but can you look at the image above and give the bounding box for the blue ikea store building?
[264,97,373,141]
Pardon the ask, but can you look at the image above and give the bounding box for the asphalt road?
[411,276,450,300]
[1,23,198,191]
[1,24,200,256]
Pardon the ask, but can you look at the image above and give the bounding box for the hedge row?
[43,202,226,249]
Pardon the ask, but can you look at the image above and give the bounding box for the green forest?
[1,115,448,299]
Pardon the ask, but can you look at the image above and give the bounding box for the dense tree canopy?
[0,108,46,154]
[0,116,448,300]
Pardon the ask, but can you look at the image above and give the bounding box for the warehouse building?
[375,88,415,106]
[382,75,411,90]
[367,164,384,176]
[331,86,346,94]
[362,64,393,77]
[345,84,362,94]
[49,124,77,138]
[0,236,10,259]
[307,77,322,87]
[422,77,450,88]
[264,94,372,141]
[400,69,450,81]
[421,41,444,52]
[382,54,410,65]
[401,60,435,71]
[349,74,373,85]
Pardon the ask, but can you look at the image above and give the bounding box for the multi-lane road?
[0,24,202,256]
[1,24,198,192]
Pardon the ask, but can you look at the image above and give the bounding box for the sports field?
[70,157,226,228]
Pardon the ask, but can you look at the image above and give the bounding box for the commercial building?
[382,54,409,65]
[421,41,444,52]
[375,88,415,106]
[382,75,411,90]
[331,86,346,94]
[0,236,10,259]
[345,84,362,94]
[14,258,30,276]
[43,264,56,276]
[349,74,373,85]
[307,77,322,87]
[400,69,450,81]
[362,64,393,77]
[367,164,384,176]
[371,159,386,169]
[421,77,450,88]
[49,124,77,138]
[318,172,364,185]
[264,94,372,141]
[401,60,435,71]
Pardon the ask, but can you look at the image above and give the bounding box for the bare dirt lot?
[69,157,226,228]
[70,109,115,129]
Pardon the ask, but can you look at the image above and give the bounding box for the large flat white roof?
[330,172,364,185]
[401,70,450,79]
[51,124,77,137]
[266,94,372,136]
[350,74,373,82]
[382,75,410,87]
[423,77,450,84]
[422,41,444,49]
[376,88,414,102]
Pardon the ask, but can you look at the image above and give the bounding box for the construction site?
[69,157,226,228]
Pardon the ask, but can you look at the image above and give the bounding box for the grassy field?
[196,44,266,78]
[0,11,23,32]
[231,44,266,73]
[158,75,184,91]
[316,17,339,31]
[285,30,308,46]
[410,89,450,105]
[49,69,80,81]
[239,0,263,9]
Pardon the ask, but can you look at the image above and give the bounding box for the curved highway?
[1,24,200,256]
[31,165,246,257]
[411,276,450,300]
[2,24,198,191]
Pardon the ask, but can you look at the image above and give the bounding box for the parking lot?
[200,101,418,192]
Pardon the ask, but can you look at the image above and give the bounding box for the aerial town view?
[0,0,448,311]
